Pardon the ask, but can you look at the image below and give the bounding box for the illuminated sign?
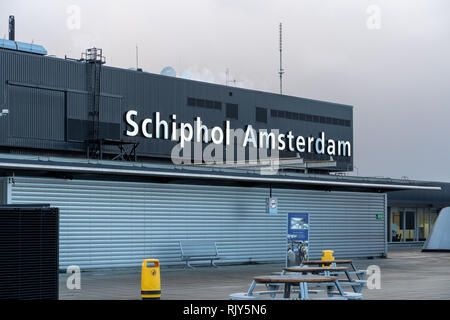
[125,111,352,157]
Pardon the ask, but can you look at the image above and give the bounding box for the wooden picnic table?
[302,260,353,265]
[251,274,341,299]
[253,274,336,283]
[282,266,363,293]
[283,266,348,274]
[301,260,365,280]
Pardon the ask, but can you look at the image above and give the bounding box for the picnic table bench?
[282,266,348,274]
[301,260,367,280]
[179,240,220,269]
[282,266,365,293]
[302,259,353,265]
[230,274,363,300]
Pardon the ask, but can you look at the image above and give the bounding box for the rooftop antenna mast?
[136,44,139,70]
[226,68,238,86]
[279,22,284,95]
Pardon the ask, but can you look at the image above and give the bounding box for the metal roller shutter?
[9,177,386,269]
[10,177,285,269]
[276,188,386,259]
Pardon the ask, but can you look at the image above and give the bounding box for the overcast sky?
[1,0,449,182]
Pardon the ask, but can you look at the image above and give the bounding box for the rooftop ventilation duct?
[8,15,15,41]
[0,15,47,55]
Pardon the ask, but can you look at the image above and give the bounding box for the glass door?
[430,209,439,232]
[391,208,403,242]
[390,207,428,242]
[404,210,416,241]
[417,208,429,241]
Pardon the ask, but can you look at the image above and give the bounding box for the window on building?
[390,207,440,243]
[256,107,267,123]
[196,98,205,107]
[391,208,403,242]
[226,103,238,119]
[430,209,439,231]
[205,100,213,109]
[269,108,351,128]
[187,97,222,110]
[417,208,429,241]
[404,210,415,241]
[187,97,196,106]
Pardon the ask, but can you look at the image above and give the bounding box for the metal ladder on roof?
[84,48,105,159]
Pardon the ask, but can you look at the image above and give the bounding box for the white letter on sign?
[126,110,139,137]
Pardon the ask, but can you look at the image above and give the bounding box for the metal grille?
[0,206,59,300]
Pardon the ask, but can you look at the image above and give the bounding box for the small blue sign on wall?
[287,213,309,241]
[267,198,278,214]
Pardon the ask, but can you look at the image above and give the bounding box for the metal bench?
[179,240,221,269]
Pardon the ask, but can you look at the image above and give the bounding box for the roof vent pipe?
[8,15,15,41]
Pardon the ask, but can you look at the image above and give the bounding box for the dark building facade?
[0,48,353,171]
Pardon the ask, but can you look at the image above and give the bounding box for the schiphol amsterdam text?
[125,111,352,159]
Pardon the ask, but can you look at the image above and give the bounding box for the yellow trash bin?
[141,259,161,300]
[321,250,335,267]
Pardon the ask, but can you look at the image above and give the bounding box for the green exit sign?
[376,214,384,220]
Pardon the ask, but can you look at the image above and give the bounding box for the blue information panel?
[287,213,309,241]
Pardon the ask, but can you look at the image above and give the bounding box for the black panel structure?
[0,205,59,300]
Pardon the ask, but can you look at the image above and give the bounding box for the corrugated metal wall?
[9,177,386,269]
[9,85,65,141]
[276,189,386,258]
